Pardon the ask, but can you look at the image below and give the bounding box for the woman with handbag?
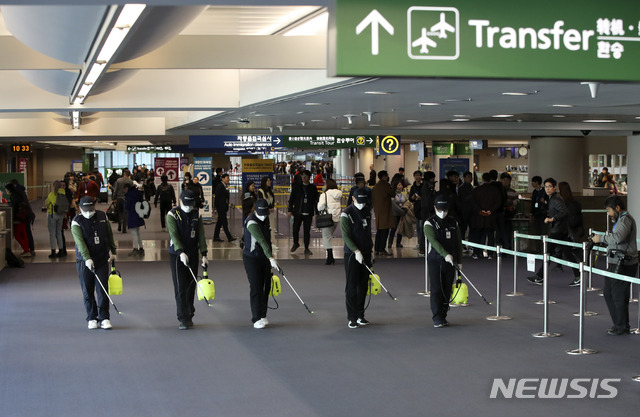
[317,178,343,265]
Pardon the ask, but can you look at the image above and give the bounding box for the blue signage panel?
[190,135,283,152]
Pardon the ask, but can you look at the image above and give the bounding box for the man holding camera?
[592,196,638,336]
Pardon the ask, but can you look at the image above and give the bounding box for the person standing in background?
[317,178,343,265]
[372,170,395,257]
[368,164,377,187]
[154,175,176,231]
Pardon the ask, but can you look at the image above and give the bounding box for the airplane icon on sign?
[411,27,438,54]
[430,12,455,38]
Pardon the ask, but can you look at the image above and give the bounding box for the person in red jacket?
[76,172,100,203]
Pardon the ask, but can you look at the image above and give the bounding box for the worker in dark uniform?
[242,199,279,329]
[424,194,463,328]
[340,190,373,329]
[71,196,117,330]
[592,196,638,335]
[167,190,208,330]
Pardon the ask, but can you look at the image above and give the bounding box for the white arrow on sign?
[367,138,373,144]
[355,9,394,56]
[273,138,281,145]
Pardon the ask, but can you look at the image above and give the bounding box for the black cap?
[180,190,196,206]
[255,199,270,216]
[79,196,96,210]
[354,192,368,204]
[434,194,449,210]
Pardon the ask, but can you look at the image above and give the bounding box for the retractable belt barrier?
[457,228,640,360]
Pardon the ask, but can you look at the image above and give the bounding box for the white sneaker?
[100,319,112,330]
[87,320,98,330]
[262,317,269,326]
[253,318,266,329]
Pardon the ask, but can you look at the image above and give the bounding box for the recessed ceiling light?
[199,127,209,130]
[304,102,328,106]
[552,104,574,108]
[452,118,470,122]
[636,116,640,119]
[369,123,381,127]
[445,98,472,102]
[502,92,529,96]
[310,119,325,122]
[453,114,471,118]
[552,115,566,118]
[365,91,392,95]
[492,114,514,118]
[583,119,616,123]
[406,119,421,123]
[419,102,441,106]
[296,111,306,114]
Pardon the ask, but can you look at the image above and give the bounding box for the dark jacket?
[409,181,423,219]
[214,182,230,212]
[154,182,176,205]
[124,187,146,229]
[546,192,568,237]
[372,180,395,229]
[288,182,319,216]
[471,183,502,229]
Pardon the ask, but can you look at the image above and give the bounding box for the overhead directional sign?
[284,135,376,148]
[329,0,640,81]
[190,135,283,152]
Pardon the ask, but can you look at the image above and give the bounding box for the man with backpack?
[45,180,69,258]
[154,175,176,231]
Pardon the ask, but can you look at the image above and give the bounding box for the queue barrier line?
[545,237,583,249]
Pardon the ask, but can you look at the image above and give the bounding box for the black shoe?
[325,257,335,265]
[357,318,370,326]
[396,243,403,248]
[569,278,581,287]
[117,226,121,232]
[213,238,224,242]
[304,249,312,255]
[348,321,359,329]
[527,275,544,285]
[48,250,57,259]
[185,319,194,328]
[57,249,67,257]
[179,322,189,330]
[433,322,445,328]
[228,237,236,242]
[128,249,139,257]
[290,243,300,252]
[138,249,145,257]
[607,328,630,336]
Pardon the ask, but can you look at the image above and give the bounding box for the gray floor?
[1,252,640,417]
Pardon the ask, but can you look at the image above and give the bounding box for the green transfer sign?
[329,0,640,81]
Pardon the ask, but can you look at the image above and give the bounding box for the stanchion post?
[506,231,524,297]
[533,236,560,337]
[575,241,598,317]
[488,245,511,321]
[418,238,430,297]
[567,262,597,355]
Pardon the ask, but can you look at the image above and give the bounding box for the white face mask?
[256,213,267,221]
[436,210,448,219]
[81,210,95,219]
[181,204,192,213]
[354,202,366,211]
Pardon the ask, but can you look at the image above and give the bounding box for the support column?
[335,149,356,178]
[529,137,585,190]
[357,147,374,174]
[627,134,640,215]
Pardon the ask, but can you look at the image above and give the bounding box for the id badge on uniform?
[535,202,539,208]
[445,230,451,239]
[191,230,196,238]
[94,236,100,244]
[362,219,368,227]
[303,197,308,204]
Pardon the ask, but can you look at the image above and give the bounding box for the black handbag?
[315,193,334,228]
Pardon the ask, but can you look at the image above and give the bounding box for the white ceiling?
[0,1,639,151]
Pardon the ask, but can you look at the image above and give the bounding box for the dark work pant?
[77,260,110,322]
[374,229,390,253]
[242,254,272,323]
[496,213,513,250]
[427,258,454,324]
[604,263,636,332]
[214,208,232,239]
[159,201,172,229]
[116,198,126,232]
[417,219,425,252]
[344,252,369,322]
[26,221,35,253]
[292,214,313,249]
[169,252,198,322]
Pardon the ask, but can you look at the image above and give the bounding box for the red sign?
[18,158,28,173]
